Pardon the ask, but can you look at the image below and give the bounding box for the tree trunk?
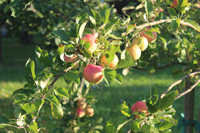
[0,35,2,64]
[199,108,200,133]
[184,79,195,133]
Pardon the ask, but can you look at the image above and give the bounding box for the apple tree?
[0,0,200,133]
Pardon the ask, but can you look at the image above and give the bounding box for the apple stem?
[84,86,90,97]
[78,78,85,95]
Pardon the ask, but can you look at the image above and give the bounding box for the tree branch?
[175,79,200,100]
[161,71,200,98]
[127,19,200,34]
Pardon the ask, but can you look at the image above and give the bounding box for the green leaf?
[118,51,136,68]
[21,103,36,114]
[104,70,117,82]
[30,60,36,80]
[52,30,69,43]
[131,120,141,132]
[57,45,65,55]
[167,8,177,16]
[176,18,181,28]
[145,0,153,17]
[10,7,16,17]
[104,8,111,25]
[181,0,189,8]
[49,96,64,119]
[28,121,38,133]
[89,16,96,25]
[54,88,69,99]
[158,90,178,110]
[120,101,131,117]
[105,122,116,133]
[13,88,35,97]
[116,119,132,133]
[158,118,176,131]
[79,21,88,38]
[64,71,80,83]
[168,20,178,32]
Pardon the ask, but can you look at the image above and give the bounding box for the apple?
[77,98,87,109]
[140,28,157,43]
[171,0,178,8]
[83,64,104,84]
[64,54,78,63]
[100,54,119,69]
[131,101,148,113]
[137,37,148,51]
[76,108,85,118]
[85,106,94,117]
[127,44,141,60]
[82,33,98,53]
[131,101,148,118]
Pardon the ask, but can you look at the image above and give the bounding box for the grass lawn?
[1,40,200,132]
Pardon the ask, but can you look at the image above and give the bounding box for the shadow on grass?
[0,66,25,82]
[0,98,14,122]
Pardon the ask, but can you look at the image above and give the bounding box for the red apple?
[82,33,98,53]
[127,44,141,60]
[171,0,178,8]
[140,28,157,43]
[83,64,104,84]
[76,108,85,118]
[100,54,119,69]
[131,101,148,113]
[85,106,94,117]
[131,101,148,118]
[64,54,78,63]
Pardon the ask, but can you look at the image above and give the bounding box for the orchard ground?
[0,40,200,131]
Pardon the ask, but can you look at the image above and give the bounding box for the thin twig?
[48,60,80,89]
[136,19,173,30]
[175,79,200,100]
[78,78,85,95]
[84,85,90,97]
[161,71,200,98]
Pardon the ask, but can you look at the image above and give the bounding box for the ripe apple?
[64,54,78,63]
[171,0,178,8]
[137,37,148,51]
[140,28,157,43]
[82,33,98,54]
[131,101,148,118]
[76,108,85,118]
[85,106,94,117]
[83,64,104,84]
[127,44,141,60]
[77,98,87,109]
[100,54,119,69]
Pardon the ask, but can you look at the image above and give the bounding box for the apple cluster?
[76,98,94,118]
[64,30,157,85]
[82,32,119,84]
[127,28,157,61]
